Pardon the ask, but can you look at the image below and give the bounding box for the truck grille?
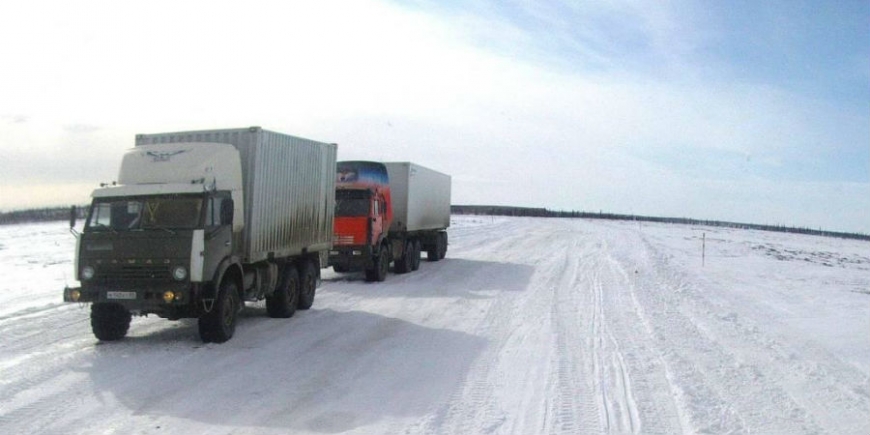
[334,235,356,245]
[96,264,171,282]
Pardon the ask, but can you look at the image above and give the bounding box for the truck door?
[371,195,387,246]
[201,195,234,282]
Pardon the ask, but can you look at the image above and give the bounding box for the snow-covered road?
[1,216,868,434]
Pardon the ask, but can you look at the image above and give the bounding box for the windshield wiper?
[91,224,118,234]
[147,224,177,235]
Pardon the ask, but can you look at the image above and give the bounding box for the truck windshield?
[86,196,204,231]
[335,190,370,217]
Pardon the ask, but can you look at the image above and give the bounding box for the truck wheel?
[91,303,131,341]
[298,260,317,310]
[365,249,389,282]
[428,232,448,261]
[427,238,440,261]
[266,267,299,318]
[438,232,448,260]
[198,280,239,343]
[333,265,349,273]
[410,240,421,271]
[395,241,412,274]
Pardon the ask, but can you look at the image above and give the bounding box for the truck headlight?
[81,266,95,281]
[172,266,188,281]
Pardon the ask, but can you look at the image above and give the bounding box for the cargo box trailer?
[384,162,452,234]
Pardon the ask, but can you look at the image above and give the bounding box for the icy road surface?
[1,216,868,435]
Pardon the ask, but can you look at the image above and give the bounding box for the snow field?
[0,217,867,434]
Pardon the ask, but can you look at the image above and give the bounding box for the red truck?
[329,161,451,281]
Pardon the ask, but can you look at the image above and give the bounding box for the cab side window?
[206,197,224,227]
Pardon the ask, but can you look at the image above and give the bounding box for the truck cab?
[330,162,394,281]
[334,187,389,254]
[65,143,244,340]
[77,189,234,301]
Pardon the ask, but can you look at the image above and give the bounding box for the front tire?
[267,266,299,318]
[91,303,131,341]
[365,248,389,282]
[198,280,240,343]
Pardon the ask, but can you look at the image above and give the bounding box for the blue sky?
[0,0,867,232]
[405,0,869,182]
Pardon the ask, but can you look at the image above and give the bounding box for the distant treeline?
[451,205,870,242]
[3,205,866,242]
[0,206,87,225]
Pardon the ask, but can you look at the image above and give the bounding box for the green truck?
[64,127,336,343]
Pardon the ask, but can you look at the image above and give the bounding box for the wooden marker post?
[702,232,706,267]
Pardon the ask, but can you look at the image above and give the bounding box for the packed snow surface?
[1,216,868,435]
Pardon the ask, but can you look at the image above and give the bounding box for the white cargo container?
[384,162,451,233]
[65,126,336,343]
[135,127,336,262]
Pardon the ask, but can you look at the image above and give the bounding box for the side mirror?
[220,199,234,225]
[69,205,77,229]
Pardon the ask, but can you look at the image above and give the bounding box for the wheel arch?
[209,256,244,302]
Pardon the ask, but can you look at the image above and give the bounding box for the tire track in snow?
[591,260,641,434]
[547,235,600,434]
[620,230,838,434]
[669,241,869,433]
[544,226,688,435]
[600,246,687,435]
[419,218,557,435]
[0,307,97,434]
[618,234,752,434]
[425,219,621,435]
[545,226,650,434]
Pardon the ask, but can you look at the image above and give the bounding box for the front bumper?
[328,246,374,270]
[63,283,201,317]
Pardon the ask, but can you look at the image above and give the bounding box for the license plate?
[107,291,137,300]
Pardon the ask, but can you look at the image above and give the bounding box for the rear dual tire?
[266,267,299,318]
[410,240,421,271]
[427,232,448,261]
[395,241,412,274]
[298,260,318,310]
[396,239,422,274]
